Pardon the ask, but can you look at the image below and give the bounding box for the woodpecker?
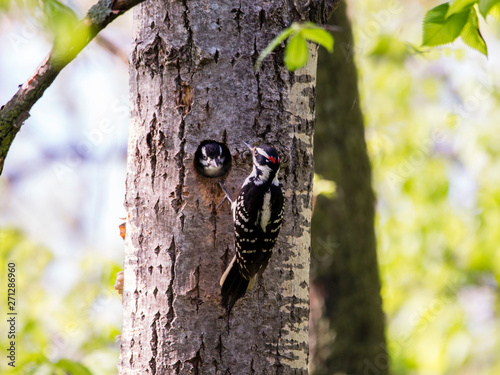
[219,142,284,312]
[194,140,231,178]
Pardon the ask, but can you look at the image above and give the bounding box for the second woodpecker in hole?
[194,140,232,178]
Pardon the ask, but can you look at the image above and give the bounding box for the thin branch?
[0,0,146,174]
[95,34,130,65]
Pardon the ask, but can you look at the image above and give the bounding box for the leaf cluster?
[422,0,500,56]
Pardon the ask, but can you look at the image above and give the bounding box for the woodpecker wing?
[233,184,268,279]
[261,183,284,254]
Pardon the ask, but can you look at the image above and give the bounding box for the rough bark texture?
[310,2,388,374]
[120,1,336,374]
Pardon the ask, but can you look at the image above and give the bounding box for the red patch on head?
[268,156,277,164]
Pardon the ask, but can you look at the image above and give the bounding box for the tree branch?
[0,0,146,174]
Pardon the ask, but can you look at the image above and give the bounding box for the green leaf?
[300,27,334,52]
[255,22,334,71]
[55,359,93,375]
[446,0,477,17]
[460,7,488,55]
[254,26,294,70]
[479,0,499,17]
[284,32,309,71]
[422,3,470,47]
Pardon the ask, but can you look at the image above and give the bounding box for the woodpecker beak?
[243,141,253,152]
[209,159,219,168]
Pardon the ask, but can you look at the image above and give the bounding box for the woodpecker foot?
[217,181,233,209]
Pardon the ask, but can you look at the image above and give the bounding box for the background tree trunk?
[119,1,334,374]
[310,2,388,374]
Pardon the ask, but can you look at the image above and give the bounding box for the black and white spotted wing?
[262,183,284,252]
[233,182,284,280]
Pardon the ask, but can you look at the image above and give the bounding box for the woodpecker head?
[194,140,231,178]
[245,142,281,184]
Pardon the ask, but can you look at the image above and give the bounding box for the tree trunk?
[119,1,334,374]
[310,2,388,374]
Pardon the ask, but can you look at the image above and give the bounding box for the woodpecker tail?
[220,256,251,312]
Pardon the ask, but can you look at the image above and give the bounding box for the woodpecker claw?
[217,181,233,209]
[216,196,228,210]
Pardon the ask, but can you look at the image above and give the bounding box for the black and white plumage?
[194,140,231,178]
[219,143,284,312]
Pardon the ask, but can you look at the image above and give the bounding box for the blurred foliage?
[0,0,79,25]
[313,173,336,200]
[0,228,122,374]
[0,0,94,64]
[0,0,81,45]
[351,0,500,373]
[38,0,79,35]
[0,0,126,373]
[369,35,417,64]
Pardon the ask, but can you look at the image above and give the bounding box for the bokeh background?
[1,0,500,373]
[1,0,131,373]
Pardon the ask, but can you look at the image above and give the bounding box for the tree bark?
[310,2,388,374]
[119,1,335,374]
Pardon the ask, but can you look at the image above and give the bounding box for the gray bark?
[119,1,335,374]
[310,1,388,374]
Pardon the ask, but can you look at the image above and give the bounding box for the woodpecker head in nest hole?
[194,140,232,178]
